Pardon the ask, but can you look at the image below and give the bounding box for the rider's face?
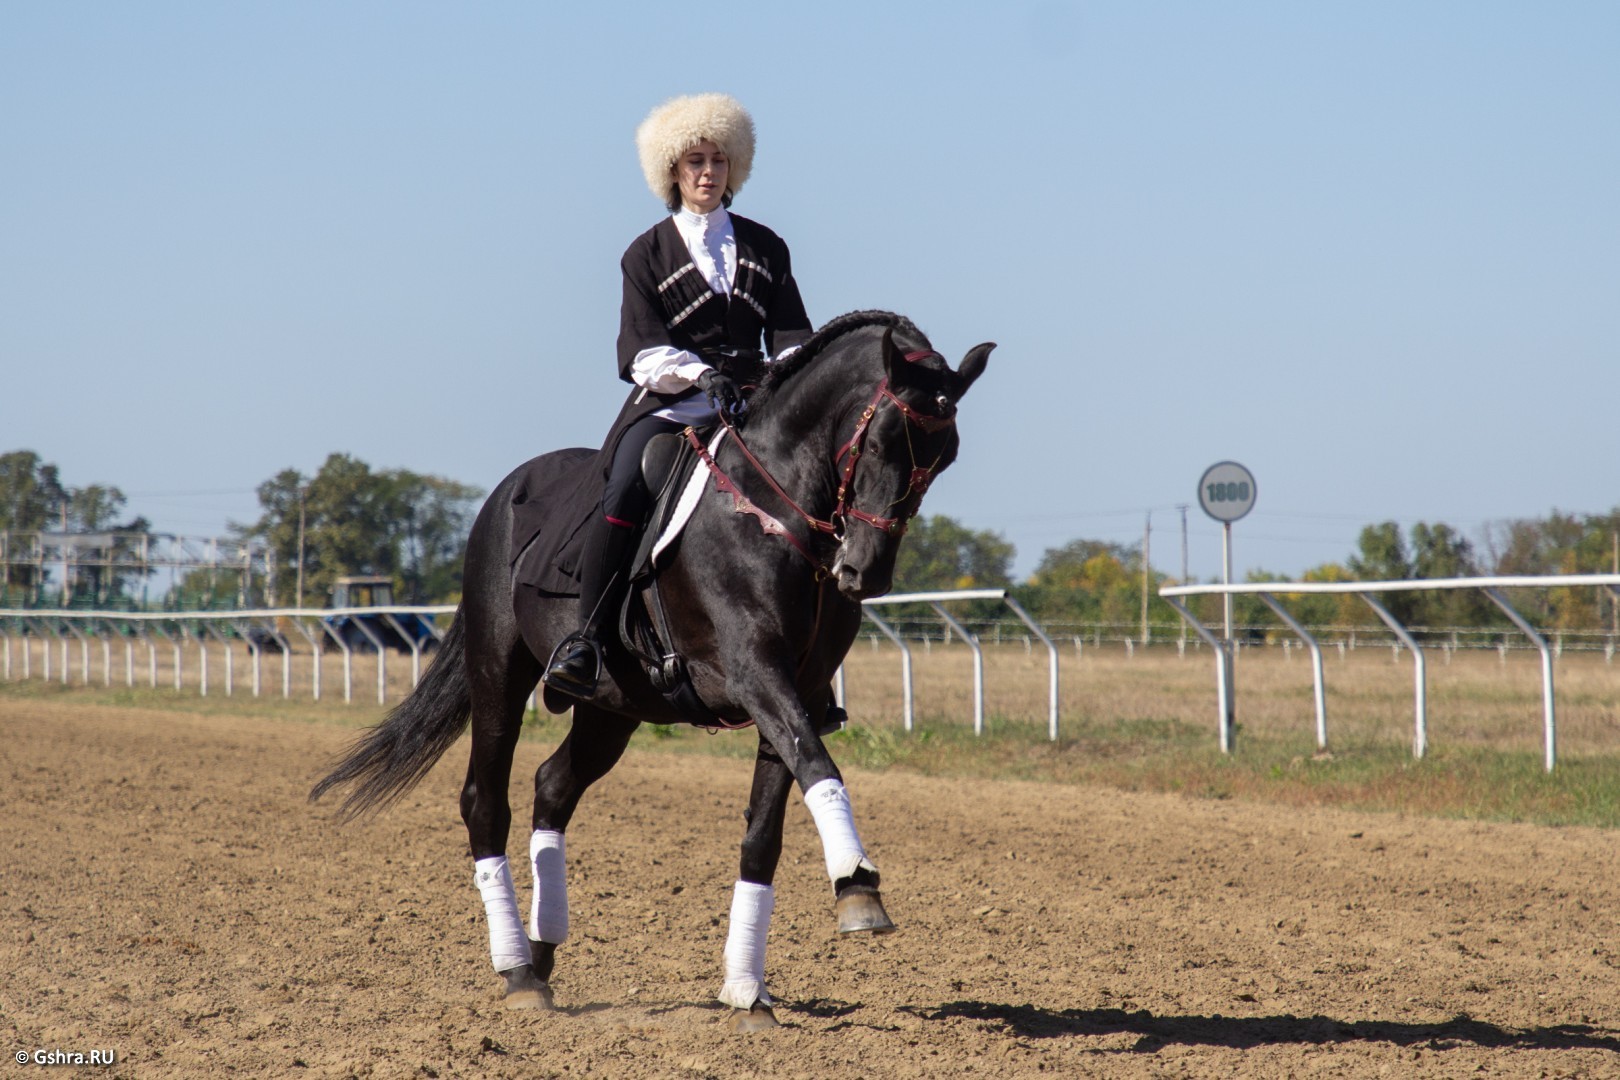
[673,141,729,214]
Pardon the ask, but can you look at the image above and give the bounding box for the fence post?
[1162,598,1235,753]
[1258,592,1328,750]
[860,608,914,732]
[1360,595,1426,760]
[1001,595,1060,741]
[1484,588,1557,773]
[931,603,984,736]
[344,615,388,705]
[200,622,234,697]
[381,612,424,689]
[290,618,326,702]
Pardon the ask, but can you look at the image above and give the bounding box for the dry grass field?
[5,631,1619,825]
[839,637,1620,757]
[11,632,1616,751]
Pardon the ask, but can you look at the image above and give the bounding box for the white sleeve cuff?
[631,347,711,393]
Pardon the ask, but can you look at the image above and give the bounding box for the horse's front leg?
[720,738,793,1031]
[733,673,897,941]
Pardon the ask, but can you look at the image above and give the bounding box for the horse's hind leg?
[521,703,640,1001]
[460,630,550,1009]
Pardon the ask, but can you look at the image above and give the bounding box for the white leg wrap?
[718,881,775,1009]
[528,829,569,945]
[474,856,532,973]
[803,778,876,883]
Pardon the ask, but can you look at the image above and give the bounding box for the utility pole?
[296,486,307,610]
[60,500,69,607]
[1141,511,1151,646]
[1178,504,1189,651]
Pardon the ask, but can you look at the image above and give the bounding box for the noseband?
[683,349,957,572]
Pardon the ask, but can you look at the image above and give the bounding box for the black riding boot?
[543,515,638,699]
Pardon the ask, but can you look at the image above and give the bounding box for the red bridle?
[683,351,957,571]
[829,372,957,536]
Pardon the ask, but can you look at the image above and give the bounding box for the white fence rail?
[0,589,1057,736]
[0,606,450,706]
[856,589,1060,740]
[1160,574,1620,772]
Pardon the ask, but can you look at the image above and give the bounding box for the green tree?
[892,514,1014,592]
[1287,561,1369,628]
[1021,537,1178,634]
[0,451,151,604]
[1407,521,1494,627]
[1565,509,1620,631]
[1482,511,1587,626]
[388,471,483,603]
[1485,508,1620,630]
[1024,539,1128,622]
[1347,521,1417,624]
[1484,512,1585,576]
[884,515,1015,629]
[239,454,481,606]
[0,451,65,598]
[170,566,252,610]
[0,450,67,533]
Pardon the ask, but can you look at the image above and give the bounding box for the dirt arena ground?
[5,699,1620,1078]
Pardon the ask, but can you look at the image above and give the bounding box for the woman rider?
[543,93,813,698]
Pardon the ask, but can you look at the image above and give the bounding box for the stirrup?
[542,632,603,699]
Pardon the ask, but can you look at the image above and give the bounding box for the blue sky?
[3,2,1616,583]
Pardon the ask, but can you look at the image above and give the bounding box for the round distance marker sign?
[1198,461,1257,523]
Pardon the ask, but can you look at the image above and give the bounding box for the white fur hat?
[635,93,756,205]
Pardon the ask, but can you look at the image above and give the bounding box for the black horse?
[312,311,991,1030]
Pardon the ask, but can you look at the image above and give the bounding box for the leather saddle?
[545,427,845,737]
[616,430,744,728]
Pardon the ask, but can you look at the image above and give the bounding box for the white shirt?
[674,204,736,298]
[629,206,794,424]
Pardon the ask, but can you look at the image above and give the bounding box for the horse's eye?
[935,392,952,412]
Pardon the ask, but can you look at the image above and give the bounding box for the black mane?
[757,310,928,396]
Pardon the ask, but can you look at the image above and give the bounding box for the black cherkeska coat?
[509,212,812,594]
[603,212,813,460]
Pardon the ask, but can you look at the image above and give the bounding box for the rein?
[682,349,955,573]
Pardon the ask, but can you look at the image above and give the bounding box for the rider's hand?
[697,368,744,417]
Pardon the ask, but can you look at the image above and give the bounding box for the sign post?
[1196,461,1257,753]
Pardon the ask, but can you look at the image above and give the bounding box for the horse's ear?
[956,342,995,392]
[879,327,900,380]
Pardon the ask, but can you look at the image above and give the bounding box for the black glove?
[697,368,745,417]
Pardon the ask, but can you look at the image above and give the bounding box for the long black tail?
[309,607,473,819]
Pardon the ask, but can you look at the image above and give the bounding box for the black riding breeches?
[601,415,687,527]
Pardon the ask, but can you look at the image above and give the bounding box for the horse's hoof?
[727,1002,780,1032]
[501,965,556,1011]
[835,885,898,934]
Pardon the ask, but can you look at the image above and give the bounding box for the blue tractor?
[323,575,437,652]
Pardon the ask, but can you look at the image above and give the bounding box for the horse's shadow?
[894,1001,1620,1055]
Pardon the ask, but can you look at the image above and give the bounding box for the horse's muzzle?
[831,551,891,602]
